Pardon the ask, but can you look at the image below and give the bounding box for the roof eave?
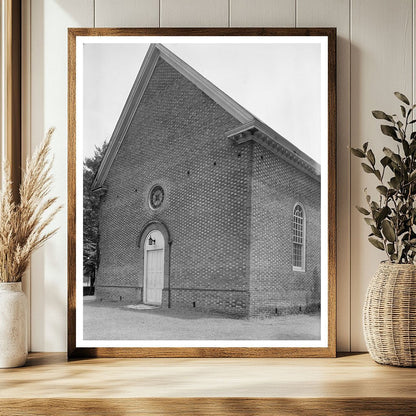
[226,120,321,181]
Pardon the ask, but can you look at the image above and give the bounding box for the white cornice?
[226,120,321,181]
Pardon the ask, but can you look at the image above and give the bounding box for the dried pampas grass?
[0,128,61,282]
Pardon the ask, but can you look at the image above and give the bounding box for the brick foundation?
[95,286,142,303]
[162,288,249,317]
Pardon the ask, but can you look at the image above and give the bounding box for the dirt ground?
[83,298,321,341]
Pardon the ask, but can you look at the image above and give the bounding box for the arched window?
[292,204,305,271]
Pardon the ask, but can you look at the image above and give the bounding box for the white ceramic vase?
[0,282,28,368]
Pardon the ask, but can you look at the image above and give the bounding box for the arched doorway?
[143,230,165,305]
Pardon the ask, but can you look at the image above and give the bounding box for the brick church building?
[91,44,321,317]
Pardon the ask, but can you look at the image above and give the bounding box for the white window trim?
[292,202,306,272]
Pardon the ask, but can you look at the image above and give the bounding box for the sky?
[83,41,322,163]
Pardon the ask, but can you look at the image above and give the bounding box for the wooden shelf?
[1,352,416,415]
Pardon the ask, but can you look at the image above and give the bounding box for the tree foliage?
[83,142,108,277]
[352,92,416,263]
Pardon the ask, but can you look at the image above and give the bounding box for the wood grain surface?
[2,398,416,416]
[67,27,337,359]
[1,353,416,415]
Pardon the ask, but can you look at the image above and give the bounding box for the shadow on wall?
[29,0,45,351]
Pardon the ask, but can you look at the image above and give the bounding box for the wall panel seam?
[29,0,31,352]
[349,0,352,353]
[27,0,32,351]
[295,0,297,28]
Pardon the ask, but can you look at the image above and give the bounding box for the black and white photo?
[68,30,336,357]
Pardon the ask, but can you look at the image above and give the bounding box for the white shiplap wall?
[24,0,415,352]
[349,0,413,351]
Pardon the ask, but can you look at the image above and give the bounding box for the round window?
[149,185,164,210]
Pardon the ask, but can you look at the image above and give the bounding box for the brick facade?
[249,143,321,316]
[95,53,321,317]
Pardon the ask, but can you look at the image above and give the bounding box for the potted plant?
[352,92,416,366]
[0,128,61,368]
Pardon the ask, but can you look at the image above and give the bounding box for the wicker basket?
[363,262,416,367]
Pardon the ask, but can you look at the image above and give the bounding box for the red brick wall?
[248,142,321,316]
[96,58,252,315]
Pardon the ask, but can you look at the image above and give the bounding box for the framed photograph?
[68,28,336,358]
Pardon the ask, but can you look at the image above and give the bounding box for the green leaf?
[371,201,380,210]
[367,149,375,166]
[376,185,388,196]
[356,206,370,215]
[376,206,390,224]
[381,125,399,141]
[403,140,410,156]
[383,147,394,158]
[369,237,385,251]
[409,169,416,182]
[350,147,366,158]
[363,142,369,152]
[394,91,410,105]
[372,110,394,122]
[380,156,390,167]
[361,163,374,174]
[383,147,402,164]
[364,217,375,226]
[386,163,398,174]
[400,105,406,117]
[371,225,382,238]
[382,219,396,242]
[389,176,401,189]
[374,170,382,181]
[387,243,395,255]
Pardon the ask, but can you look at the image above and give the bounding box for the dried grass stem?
[0,128,61,282]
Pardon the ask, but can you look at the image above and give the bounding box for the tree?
[83,142,108,282]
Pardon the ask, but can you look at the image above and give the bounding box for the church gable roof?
[92,44,319,191]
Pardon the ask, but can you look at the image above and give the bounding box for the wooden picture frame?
[68,28,336,358]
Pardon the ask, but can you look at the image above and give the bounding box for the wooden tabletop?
[1,352,415,415]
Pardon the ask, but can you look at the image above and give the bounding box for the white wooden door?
[144,231,165,305]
